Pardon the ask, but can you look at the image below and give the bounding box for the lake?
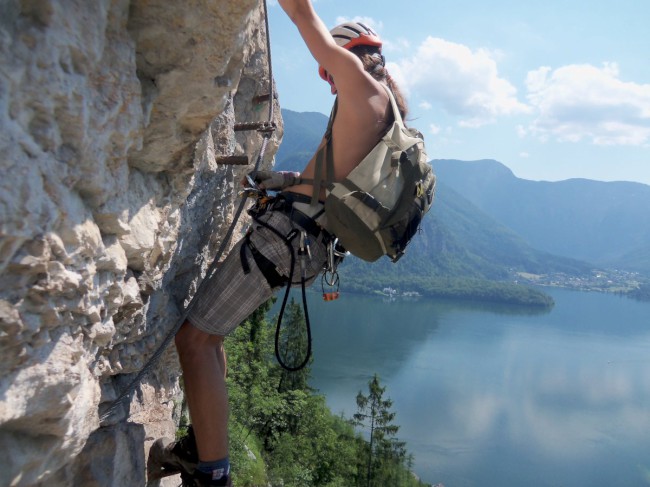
[287,287,650,487]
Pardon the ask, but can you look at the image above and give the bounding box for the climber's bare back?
[286,83,390,200]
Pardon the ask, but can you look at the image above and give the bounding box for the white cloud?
[383,37,411,54]
[525,62,650,146]
[419,101,432,110]
[429,123,441,135]
[389,37,530,127]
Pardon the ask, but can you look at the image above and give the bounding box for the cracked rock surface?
[0,0,281,485]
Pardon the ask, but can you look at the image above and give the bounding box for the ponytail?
[350,45,409,121]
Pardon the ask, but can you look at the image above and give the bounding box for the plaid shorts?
[187,206,328,336]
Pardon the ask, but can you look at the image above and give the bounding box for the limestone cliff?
[0,1,281,485]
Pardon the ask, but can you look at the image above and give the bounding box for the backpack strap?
[324,97,337,138]
[306,87,399,208]
[309,98,337,207]
[383,84,403,127]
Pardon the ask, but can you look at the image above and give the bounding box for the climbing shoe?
[147,426,199,480]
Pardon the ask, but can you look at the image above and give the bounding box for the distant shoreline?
[336,276,556,309]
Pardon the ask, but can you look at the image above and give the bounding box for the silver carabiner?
[297,231,304,277]
[326,238,348,274]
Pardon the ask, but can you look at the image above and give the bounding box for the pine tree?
[353,374,406,487]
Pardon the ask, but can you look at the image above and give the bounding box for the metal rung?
[217,155,249,165]
[253,93,274,105]
[234,121,277,133]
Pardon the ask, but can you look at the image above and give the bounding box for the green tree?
[223,301,428,487]
[353,374,406,487]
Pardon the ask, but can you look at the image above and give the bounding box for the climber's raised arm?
[277,0,374,98]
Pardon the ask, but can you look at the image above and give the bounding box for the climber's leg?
[175,321,229,462]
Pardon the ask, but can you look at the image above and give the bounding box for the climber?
[149,1,409,485]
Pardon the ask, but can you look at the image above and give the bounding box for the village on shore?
[514,268,645,294]
[370,268,647,302]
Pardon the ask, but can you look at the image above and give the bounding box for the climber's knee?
[175,320,224,355]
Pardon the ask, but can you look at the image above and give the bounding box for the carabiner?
[326,238,348,274]
[321,271,340,301]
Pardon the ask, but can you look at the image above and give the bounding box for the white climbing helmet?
[319,21,383,81]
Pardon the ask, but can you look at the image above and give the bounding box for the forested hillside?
[435,159,650,273]
[275,109,328,170]
[336,182,587,307]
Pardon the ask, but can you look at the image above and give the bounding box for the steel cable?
[100,0,275,423]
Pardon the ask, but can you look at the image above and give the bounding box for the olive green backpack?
[310,85,436,262]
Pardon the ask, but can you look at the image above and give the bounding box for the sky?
[266,0,650,185]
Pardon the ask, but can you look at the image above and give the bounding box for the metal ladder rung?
[234,121,277,133]
[217,156,249,165]
[253,93,275,105]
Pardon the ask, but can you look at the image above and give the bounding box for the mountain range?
[275,108,650,289]
[434,159,650,272]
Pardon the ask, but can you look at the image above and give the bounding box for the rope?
[249,214,313,372]
[100,0,275,423]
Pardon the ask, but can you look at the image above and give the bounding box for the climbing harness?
[241,191,338,372]
[99,0,277,423]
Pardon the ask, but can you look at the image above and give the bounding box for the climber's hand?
[245,170,301,191]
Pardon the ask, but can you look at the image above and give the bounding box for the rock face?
[0,1,281,485]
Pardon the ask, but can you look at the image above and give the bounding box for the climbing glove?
[251,170,301,190]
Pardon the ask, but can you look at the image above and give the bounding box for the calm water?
[278,287,650,487]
